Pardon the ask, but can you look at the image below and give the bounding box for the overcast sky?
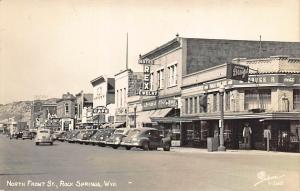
[0,0,299,104]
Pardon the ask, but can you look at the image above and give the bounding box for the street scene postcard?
[0,0,299,191]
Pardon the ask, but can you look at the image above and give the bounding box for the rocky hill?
[0,98,58,124]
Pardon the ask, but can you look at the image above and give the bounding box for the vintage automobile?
[106,128,130,149]
[87,129,105,145]
[58,131,70,142]
[22,131,33,140]
[78,129,98,144]
[35,129,53,145]
[52,131,66,141]
[120,127,171,151]
[98,128,115,147]
[66,130,80,143]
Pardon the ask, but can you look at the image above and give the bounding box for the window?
[194,97,198,113]
[124,88,126,106]
[189,98,193,114]
[199,95,207,113]
[120,89,123,107]
[65,103,69,114]
[116,90,119,107]
[213,94,218,112]
[293,89,300,110]
[225,91,230,111]
[157,69,164,89]
[244,89,271,110]
[185,98,189,114]
[168,64,177,87]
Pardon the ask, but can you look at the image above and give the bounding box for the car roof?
[134,127,157,131]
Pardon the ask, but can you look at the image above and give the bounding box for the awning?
[136,108,173,124]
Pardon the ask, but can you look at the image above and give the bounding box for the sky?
[0,0,299,104]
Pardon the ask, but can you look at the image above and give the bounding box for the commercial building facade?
[31,100,57,129]
[179,56,300,152]
[115,69,143,127]
[75,91,93,128]
[138,35,300,149]
[90,76,115,127]
[56,93,76,131]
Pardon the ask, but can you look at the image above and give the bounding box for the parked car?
[35,129,53,145]
[98,128,115,146]
[87,129,105,145]
[120,127,171,151]
[22,131,33,140]
[58,131,70,142]
[52,131,66,141]
[106,128,130,149]
[79,129,98,144]
[66,130,80,143]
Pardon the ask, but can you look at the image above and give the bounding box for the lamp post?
[218,85,226,151]
[134,104,137,128]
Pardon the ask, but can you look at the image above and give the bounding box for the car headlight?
[115,137,120,141]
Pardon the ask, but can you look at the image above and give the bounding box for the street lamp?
[218,85,226,151]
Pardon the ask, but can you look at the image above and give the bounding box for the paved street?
[0,135,299,191]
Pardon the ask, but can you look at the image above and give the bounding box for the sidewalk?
[168,147,300,156]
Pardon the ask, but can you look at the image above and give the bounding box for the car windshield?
[127,129,141,137]
[39,130,49,133]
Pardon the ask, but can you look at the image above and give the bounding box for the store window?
[293,89,300,110]
[244,89,271,110]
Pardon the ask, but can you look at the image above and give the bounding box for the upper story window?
[244,89,271,110]
[293,89,300,110]
[65,103,69,114]
[168,64,177,87]
[225,91,230,111]
[185,98,188,114]
[213,94,218,112]
[157,69,164,89]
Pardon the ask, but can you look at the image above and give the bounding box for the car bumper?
[120,142,140,147]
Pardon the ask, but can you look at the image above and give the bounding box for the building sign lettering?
[143,98,178,110]
[226,63,249,82]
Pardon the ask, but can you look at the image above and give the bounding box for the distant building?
[114,69,143,127]
[75,91,93,128]
[56,93,76,131]
[90,76,115,127]
[31,100,57,129]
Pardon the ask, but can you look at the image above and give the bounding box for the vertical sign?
[226,63,249,82]
[143,65,151,90]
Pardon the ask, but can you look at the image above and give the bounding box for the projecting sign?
[93,106,109,114]
[226,63,249,82]
[143,65,151,90]
[138,58,154,64]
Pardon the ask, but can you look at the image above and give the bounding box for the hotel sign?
[227,63,249,82]
[137,58,157,96]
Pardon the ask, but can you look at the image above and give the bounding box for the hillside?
[0,98,58,124]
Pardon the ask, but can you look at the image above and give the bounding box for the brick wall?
[185,38,300,75]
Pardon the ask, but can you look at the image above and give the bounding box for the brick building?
[174,55,300,152]
[56,92,76,131]
[75,91,93,128]
[135,35,300,147]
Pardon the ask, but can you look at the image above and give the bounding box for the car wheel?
[50,142,53,145]
[22,138,25,140]
[142,142,149,151]
[112,145,118,149]
[163,143,171,151]
[126,146,131,150]
[31,138,32,140]
[35,142,39,146]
